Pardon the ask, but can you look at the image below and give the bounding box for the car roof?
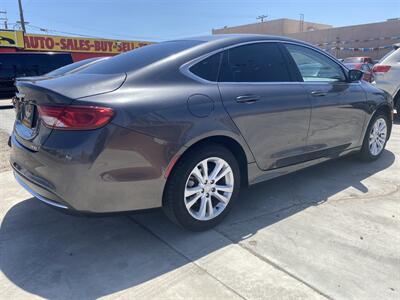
[171,34,304,45]
[166,34,316,58]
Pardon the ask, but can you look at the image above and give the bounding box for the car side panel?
[218,83,311,170]
[304,82,368,151]
[79,79,256,164]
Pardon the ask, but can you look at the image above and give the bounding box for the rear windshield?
[379,49,397,63]
[79,40,203,74]
[46,57,104,76]
[0,53,72,78]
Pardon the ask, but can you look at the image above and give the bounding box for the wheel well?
[178,136,249,187]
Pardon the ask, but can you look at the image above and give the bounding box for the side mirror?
[348,69,363,82]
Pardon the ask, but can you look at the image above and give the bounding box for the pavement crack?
[126,215,247,300]
[214,227,334,300]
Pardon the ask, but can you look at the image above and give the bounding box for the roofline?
[212,18,332,31]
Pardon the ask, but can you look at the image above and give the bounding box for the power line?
[0,10,8,29]
[26,23,161,41]
[26,24,105,38]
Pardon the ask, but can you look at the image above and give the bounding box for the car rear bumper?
[14,171,69,210]
[10,124,179,213]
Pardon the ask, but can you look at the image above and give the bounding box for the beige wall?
[212,18,400,60]
[288,19,400,59]
[212,18,332,36]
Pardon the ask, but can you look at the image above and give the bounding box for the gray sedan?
[10,35,393,231]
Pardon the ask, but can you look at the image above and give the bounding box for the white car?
[373,44,400,114]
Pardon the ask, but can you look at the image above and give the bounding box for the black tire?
[359,112,390,161]
[394,93,400,120]
[162,144,241,231]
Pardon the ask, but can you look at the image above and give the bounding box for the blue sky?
[1,0,399,41]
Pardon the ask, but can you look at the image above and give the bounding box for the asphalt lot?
[0,105,399,299]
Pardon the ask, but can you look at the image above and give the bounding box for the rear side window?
[189,53,221,81]
[80,40,203,74]
[285,44,346,82]
[218,43,291,82]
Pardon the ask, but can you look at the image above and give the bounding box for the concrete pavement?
[0,121,399,299]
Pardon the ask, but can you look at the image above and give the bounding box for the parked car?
[0,52,73,98]
[343,56,373,64]
[10,35,393,231]
[372,43,400,114]
[344,62,374,82]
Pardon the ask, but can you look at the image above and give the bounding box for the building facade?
[213,18,332,36]
[213,18,400,60]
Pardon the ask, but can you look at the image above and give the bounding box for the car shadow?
[0,150,396,299]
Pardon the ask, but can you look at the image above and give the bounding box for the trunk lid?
[13,73,126,151]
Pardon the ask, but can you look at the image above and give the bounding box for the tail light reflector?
[38,105,114,130]
[372,65,391,73]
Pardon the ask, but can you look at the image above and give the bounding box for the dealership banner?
[23,33,151,53]
[0,30,151,54]
[0,30,24,48]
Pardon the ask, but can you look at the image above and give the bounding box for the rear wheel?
[360,112,389,161]
[163,144,240,231]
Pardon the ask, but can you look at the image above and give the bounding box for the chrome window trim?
[180,39,355,85]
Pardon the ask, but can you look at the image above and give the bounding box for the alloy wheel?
[184,157,234,221]
[369,117,387,156]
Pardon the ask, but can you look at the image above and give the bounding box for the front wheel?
[163,145,241,231]
[360,113,389,161]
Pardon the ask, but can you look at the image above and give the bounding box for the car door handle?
[236,95,261,104]
[310,90,327,97]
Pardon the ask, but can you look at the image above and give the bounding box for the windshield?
[344,63,361,69]
[79,40,203,75]
[45,57,107,76]
[343,57,363,63]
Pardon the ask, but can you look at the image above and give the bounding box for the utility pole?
[299,13,304,32]
[17,0,26,32]
[0,11,8,29]
[335,36,340,58]
[256,14,268,23]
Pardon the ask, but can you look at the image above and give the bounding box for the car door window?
[285,44,346,82]
[189,53,221,82]
[218,43,291,82]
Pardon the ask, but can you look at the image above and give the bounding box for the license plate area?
[21,103,36,129]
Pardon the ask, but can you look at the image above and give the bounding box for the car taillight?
[372,65,391,73]
[38,105,114,130]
